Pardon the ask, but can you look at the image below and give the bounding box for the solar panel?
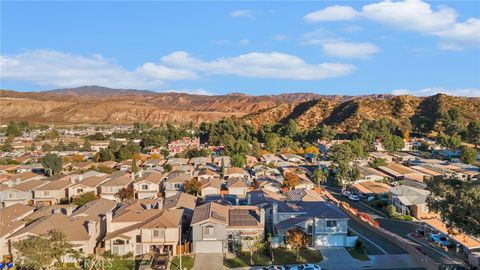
[229,209,258,226]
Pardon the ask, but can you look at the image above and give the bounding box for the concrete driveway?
[194,253,224,270]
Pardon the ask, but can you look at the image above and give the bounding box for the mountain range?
[1,86,479,132]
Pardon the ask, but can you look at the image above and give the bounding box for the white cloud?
[304,0,480,50]
[161,51,355,80]
[230,9,255,19]
[362,0,457,33]
[0,50,355,89]
[301,30,379,59]
[160,88,213,95]
[322,41,380,59]
[0,50,197,89]
[392,87,480,97]
[304,5,359,22]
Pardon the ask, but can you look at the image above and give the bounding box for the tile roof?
[0,204,34,237]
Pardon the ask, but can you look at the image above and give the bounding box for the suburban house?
[191,202,265,254]
[1,172,45,186]
[271,190,351,247]
[388,185,436,219]
[99,175,134,202]
[0,204,34,257]
[226,177,251,198]
[213,156,231,168]
[9,214,98,260]
[189,157,211,168]
[68,175,109,199]
[358,167,391,182]
[133,172,165,199]
[196,168,221,181]
[0,180,47,207]
[163,171,191,198]
[33,178,72,206]
[200,178,223,198]
[162,192,198,223]
[224,167,250,180]
[141,158,165,170]
[104,208,184,256]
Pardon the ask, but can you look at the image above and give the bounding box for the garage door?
[194,241,223,253]
[315,235,344,247]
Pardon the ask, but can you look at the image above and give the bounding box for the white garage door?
[315,235,344,247]
[194,241,223,253]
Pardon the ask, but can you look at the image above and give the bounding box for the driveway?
[318,247,371,270]
[194,253,224,270]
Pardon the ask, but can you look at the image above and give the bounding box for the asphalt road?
[326,186,466,266]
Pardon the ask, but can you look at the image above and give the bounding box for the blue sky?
[1,1,479,96]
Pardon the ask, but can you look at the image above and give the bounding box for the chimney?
[86,220,96,236]
[105,212,112,233]
[272,201,278,225]
[260,208,265,225]
[157,198,164,209]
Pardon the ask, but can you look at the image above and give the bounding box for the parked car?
[415,228,425,236]
[342,190,351,197]
[263,266,286,270]
[348,194,360,202]
[289,264,322,270]
[431,233,452,247]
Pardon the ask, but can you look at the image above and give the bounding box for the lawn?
[170,255,195,270]
[223,248,323,268]
[346,247,370,261]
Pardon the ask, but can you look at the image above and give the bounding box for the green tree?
[13,230,73,269]
[329,144,354,164]
[243,235,265,266]
[368,158,387,168]
[427,178,480,237]
[382,134,405,153]
[73,192,97,207]
[437,134,462,149]
[231,154,247,167]
[6,121,23,137]
[467,120,480,148]
[41,153,63,176]
[265,133,280,153]
[82,140,92,151]
[313,168,328,188]
[460,147,477,165]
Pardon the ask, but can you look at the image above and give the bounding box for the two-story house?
[191,202,265,254]
[133,172,165,199]
[33,178,72,206]
[163,171,191,198]
[0,180,47,207]
[68,175,109,199]
[99,175,134,202]
[271,189,350,247]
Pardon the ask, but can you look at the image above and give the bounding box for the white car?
[263,266,286,270]
[342,190,351,197]
[348,194,360,202]
[289,264,322,270]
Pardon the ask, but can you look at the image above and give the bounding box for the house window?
[8,192,16,199]
[77,188,84,193]
[43,191,49,196]
[422,205,429,213]
[307,225,313,234]
[153,229,165,238]
[204,226,215,237]
[113,239,125,245]
[326,220,337,228]
[174,184,182,189]
[142,184,149,190]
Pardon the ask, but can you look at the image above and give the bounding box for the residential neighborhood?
[0,118,479,270]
